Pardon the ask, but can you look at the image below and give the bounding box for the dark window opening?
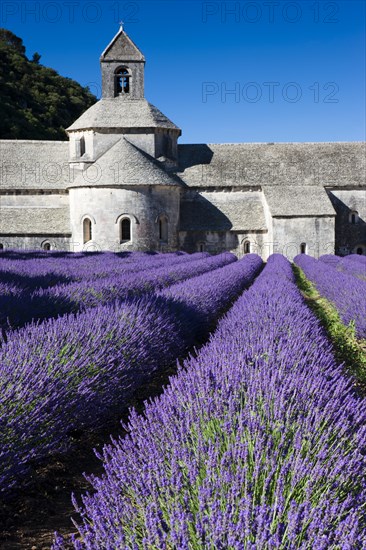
[43,242,51,251]
[0,243,3,250]
[158,216,168,242]
[115,68,130,96]
[80,136,85,156]
[350,211,358,224]
[121,218,131,242]
[244,241,251,254]
[300,243,307,254]
[83,218,92,244]
[199,243,205,252]
[357,247,363,255]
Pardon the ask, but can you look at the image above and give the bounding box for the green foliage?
[293,264,366,390]
[0,28,96,140]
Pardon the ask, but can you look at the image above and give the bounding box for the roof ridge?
[100,28,145,61]
[179,141,366,146]
[0,140,68,144]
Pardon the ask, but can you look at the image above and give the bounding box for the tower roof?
[66,98,181,132]
[68,138,182,188]
[100,27,145,62]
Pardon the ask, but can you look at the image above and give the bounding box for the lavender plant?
[55,255,366,548]
[320,254,366,281]
[295,254,366,339]
[0,252,229,332]
[0,250,199,291]
[0,255,261,495]
[344,254,366,266]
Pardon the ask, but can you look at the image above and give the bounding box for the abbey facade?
[0,28,365,260]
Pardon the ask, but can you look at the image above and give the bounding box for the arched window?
[115,67,130,96]
[300,243,307,254]
[350,211,359,224]
[42,242,51,251]
[83,217,92,244]
[158,216,168,242]
[198,242,205,252]
[243,241,251,254]
[0,243,4,250]
[120,218,131,242]
[357,247,363,255]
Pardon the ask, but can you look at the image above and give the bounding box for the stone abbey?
[0,28,365,259]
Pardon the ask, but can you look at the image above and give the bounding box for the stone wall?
[101,62,144,99]
[328,189,366,255]
[0,236,71,251]
[69,185,180,252]
[179,230,269,258]
[271,216,335,260]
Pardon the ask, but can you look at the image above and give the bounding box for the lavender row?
[0,251,203,291]
[295,254,366,339]
[320,254,366,281]
[0,252,230,333]
[0,254,262,495]
[57,254,366,549]
[159,253,263,340]
[344,253,366,265]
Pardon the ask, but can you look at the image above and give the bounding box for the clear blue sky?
[2,0,365,143]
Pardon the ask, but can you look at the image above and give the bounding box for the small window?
[158,216,168,242]
[120,218,131,242]
[80,136,85,157]
[243,241,251,254]
[115,67,130,96]
[42,242,51,251]
[198,243,205,252]
[300,243,307,254]
[83,217,92,244]
[0,243,4,250]
[350,211,359,224]
[357,247,364,255]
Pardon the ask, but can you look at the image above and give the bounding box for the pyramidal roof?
[100,27,145,62]
[68,138,181,188]
[66,98,180,132]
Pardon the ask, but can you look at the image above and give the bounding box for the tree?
[32,52,41,64]
[0,28,97,140]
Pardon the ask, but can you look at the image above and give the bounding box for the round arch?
[114,66,131,96]
[353,244,366,255]
[115,213,139,225]
[156,213,169,243]
[241,237,251,255]
[154,213,170,224]
[41,240,53,251]
[80,214,96,225]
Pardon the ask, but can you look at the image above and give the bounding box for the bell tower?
[67,26,181,166]
[100,25,145,99]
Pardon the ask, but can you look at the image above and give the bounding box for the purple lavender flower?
[295,253,366,338]
[54,254,366,548]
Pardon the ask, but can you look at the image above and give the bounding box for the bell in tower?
[100,25,145,99]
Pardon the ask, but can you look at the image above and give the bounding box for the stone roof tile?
[0,207,71,234]
[67,99,180,132]
[263,185,336,216]
[0,140,69,190]
[68,138,182,188]
[180,191,267,231]
[100,28,145,61]
[177,142,366,188]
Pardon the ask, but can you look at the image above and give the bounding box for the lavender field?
[0,250,365,548]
